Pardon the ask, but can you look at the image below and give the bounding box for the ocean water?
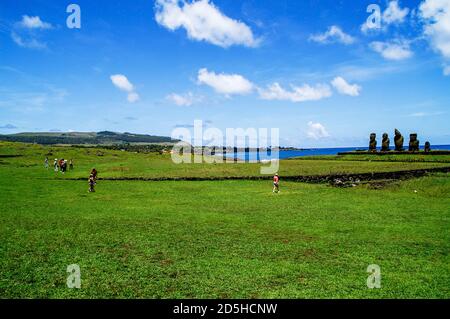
[225,145,450,161]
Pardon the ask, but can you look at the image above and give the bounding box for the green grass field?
[1,142,449,298]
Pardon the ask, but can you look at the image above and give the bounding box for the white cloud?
[110,74,140,103]
[360,22,371,34]
[127,92,140,103]
[383,1,410,24]
[258,82,332,103]
[166,92,200,106]
[18,15,52,29]
[307,122,330,140]
[331,77,361,96]
[11,32,46,49]
[419,0,450,63]
[11,16,52,50]
[197,68,254,95]
[155,0,259,48]
[369,40,413,60]
[110,74,135,92]
[309,25,355,45]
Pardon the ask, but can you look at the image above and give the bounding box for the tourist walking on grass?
[273,173,280,193]
[88,174,96,192]
[58,159,66,174]
[69,159,74,170]
[44,157,49,169]
[91,168,98,181]
[54,158,59,172]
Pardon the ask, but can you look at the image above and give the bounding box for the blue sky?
[0,0,449,147]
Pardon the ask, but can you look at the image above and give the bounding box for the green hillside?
[0,131,179,145]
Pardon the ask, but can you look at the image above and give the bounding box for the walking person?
[69,159,74,170]
[59,159,64,173]
[44,157,49,169]
[273,173,280,193]
[88,174,96,192]
[54,158,59,172]
[90,168,98,181]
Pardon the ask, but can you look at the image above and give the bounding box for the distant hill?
[0,131,179,145]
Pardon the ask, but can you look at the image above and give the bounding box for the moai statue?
[424,141,431,153]
[409,133,419,152]
[369,133,377,152]
[394,129,404,151]
[381,133,390,152]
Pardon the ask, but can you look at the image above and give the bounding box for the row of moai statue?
[369,129,431,152]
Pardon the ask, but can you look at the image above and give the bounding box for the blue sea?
[224,145,450,161]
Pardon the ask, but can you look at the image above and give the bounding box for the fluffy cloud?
[110,74,140,103]
[127,92,140,103]
[197,68,254,95]
[195,69,359,103]
[331,77,361,96]
[369,40,413,60]
[11,32,46,49]
[383,1,410,24]
[18,15,52,29]
[309,25,355,45]
[307,122,330,140]
[258,83,332,103]
[155,0,259,48]
[11,15,52,50]
[167,93,193,106]
[110,74,135,91]
[166,92,200,106]
[419,0,450,61]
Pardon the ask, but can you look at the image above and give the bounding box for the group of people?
[45,156,98,193]
[45,157,74,173]
[45,156,278,194]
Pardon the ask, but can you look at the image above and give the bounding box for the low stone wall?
[0,154,23,158]
[66,166,450,184]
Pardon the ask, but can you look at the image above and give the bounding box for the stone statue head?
[395,129,401,137]
[382,133,388,139]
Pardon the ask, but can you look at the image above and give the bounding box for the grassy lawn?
[0,142,449,298]
[1,142,449,179]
